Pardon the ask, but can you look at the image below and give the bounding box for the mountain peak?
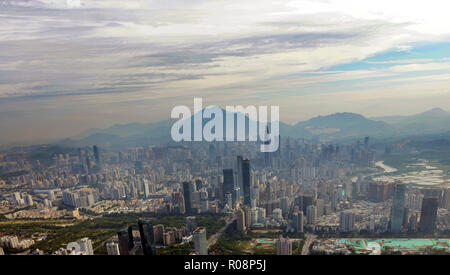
[418,108,448,117]
[311,112,366,121]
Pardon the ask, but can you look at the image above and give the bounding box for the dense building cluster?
[0,135,449,255]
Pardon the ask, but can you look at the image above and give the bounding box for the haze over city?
[1,0,450,145]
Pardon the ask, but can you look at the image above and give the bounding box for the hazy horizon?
[1,0,450,145]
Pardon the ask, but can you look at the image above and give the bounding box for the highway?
[207,214,236,248]
[301,233,317,255]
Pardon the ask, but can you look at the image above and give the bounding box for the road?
[301,234,317,255]
[207,214,236,248]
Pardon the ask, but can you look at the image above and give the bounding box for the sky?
[0,0,450,145]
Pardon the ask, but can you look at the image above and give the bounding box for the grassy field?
[214,230,304,255]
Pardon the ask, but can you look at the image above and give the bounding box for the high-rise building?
[225,192,233,208]
[263,126,273,167]
[236,156,244,197]
[368,181,393,202]
[193,227,207,255]
[276,235,292,255]
[257,207,266,224]
[296,194,313,215]
[273,208,283,222]
[138,220,155,255]
[79,237,94,255]
[408,212,419,233]
[364,136,369,150]
[442,188,450,210]
[183,181,194,215]
[209,144,215,166]
[419,197,438,234]
[223,169,235,203]
[117,229,130,255]
[106,242,120,255]
[306,205,316,225]
[153,224,165,244]
[93,145,101,164]
[243,206,252,229]
[339,212,355,232]
[402,207,410,230]
[236,208,246,232]
[242,159,251,206]
[390,183,406,233]
[406,193,424,210]
[127,225,134,250]
[315,198,324,217]
[280,197,289,216]
[143,180,150,198]
[293,211,304,233]
[186,216,197,234]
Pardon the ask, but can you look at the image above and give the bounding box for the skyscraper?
[339,212,355,232]
[153,224,165,244]
[364,136,369,150]
[127,225,134,250]
[242,159,251,207]
[293,211,304,233]
[263,125,272,167]
[186,216,197,234]
[306,205,316,225]
[419,197,439,234]
[276,235,292,255]
[117,229,130,255]
[299,194,313,216]
[138,219,155,256]
[442,188,450,210]
[183,181,194,215]
[390,183,406,233]
[79,237,94,255]
[93,145,100,164]
[209,144,215,166]
[223,169,235,203]
[236,208,246,232]
[236,156,244,197]
[106,242,120,255]
[143,180,150,199]
[193,227,207,255]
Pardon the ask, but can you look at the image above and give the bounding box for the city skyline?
[1,0,450,145]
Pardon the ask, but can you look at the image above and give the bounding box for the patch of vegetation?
[0,213,227,254]
[214,233,252,255]
[292,239,305,255]
[253,244,276,255]
[381,154,419,173]
[157,242,193,255]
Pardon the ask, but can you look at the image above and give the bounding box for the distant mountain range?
[370,108,450,136]
[57,108,450,148]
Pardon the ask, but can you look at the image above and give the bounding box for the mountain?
[58,133,126,147]
[417,107,449,118]
[372,108,449,123]
[288,112,391,140]
[391,108,450,136]
[58,108,450,148]
[371,115,408,124]
[370,108,450,137]
[73,120,174,139]
[58,107,286,148]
